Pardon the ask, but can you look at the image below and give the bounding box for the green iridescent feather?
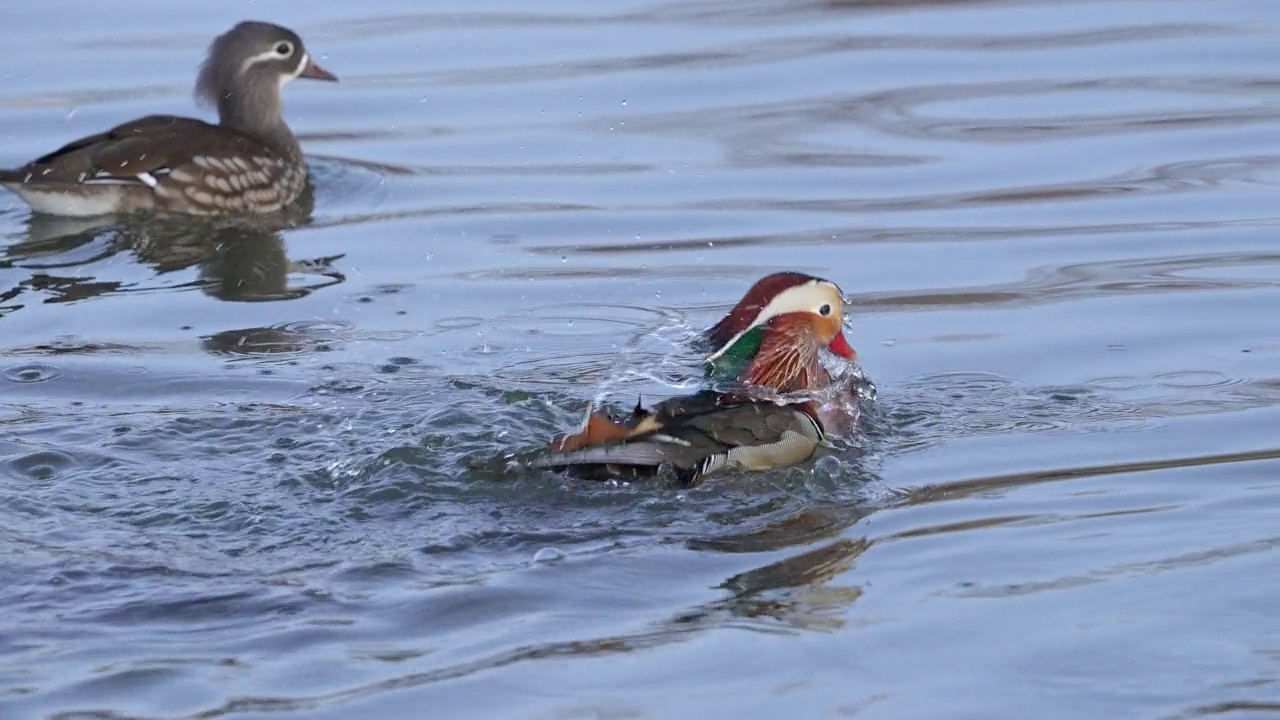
[705,326,764,381]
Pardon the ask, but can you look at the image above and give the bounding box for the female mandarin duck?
[0,21,336,217]
[531,272,859,485]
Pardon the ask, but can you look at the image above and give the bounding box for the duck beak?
[827,331,857,360]
[300,57,338,82]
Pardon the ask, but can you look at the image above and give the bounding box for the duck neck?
[217,82,301,158]
[742,321,826,395]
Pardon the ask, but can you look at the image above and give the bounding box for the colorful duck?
[530,272,861,484]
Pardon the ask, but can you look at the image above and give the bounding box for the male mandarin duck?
[530,272,860,485]
[0,21,337,217]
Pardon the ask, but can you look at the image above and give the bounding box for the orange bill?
[827,330,856,360]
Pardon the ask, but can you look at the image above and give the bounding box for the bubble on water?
[811,454,847,479]
[532,547,565,564]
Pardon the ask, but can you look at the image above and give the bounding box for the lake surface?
[3,0,1279,718]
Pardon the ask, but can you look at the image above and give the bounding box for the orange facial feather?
[741,313,831,394]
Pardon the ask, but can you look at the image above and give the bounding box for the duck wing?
[532,395,824,485]
[1,115,273,188]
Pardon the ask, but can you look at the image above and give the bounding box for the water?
[2,0,1279,717]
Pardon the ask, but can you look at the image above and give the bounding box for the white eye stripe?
[706,280,844,361]
[238,47,306,77]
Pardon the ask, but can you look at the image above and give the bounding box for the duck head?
[196,21,337,140]
[737,310,855,394]
[705,272,855,383]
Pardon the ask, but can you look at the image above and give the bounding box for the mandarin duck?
[0,21,336,217]
[530,272,858,485]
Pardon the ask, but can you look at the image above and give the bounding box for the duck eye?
[275,42,293,56]
[818,303,832,316]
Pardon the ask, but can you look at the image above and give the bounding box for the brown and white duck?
[0,21,336,217]
[530,272,859,485]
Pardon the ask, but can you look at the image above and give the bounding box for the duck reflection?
[196,224,345,302]
[674,506,873,631]
[1,183,344,309]
[708,537,869,631]
[200,319,353,357]
[201,325,315,356]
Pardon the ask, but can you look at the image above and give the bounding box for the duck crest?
[705,271,817,350]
